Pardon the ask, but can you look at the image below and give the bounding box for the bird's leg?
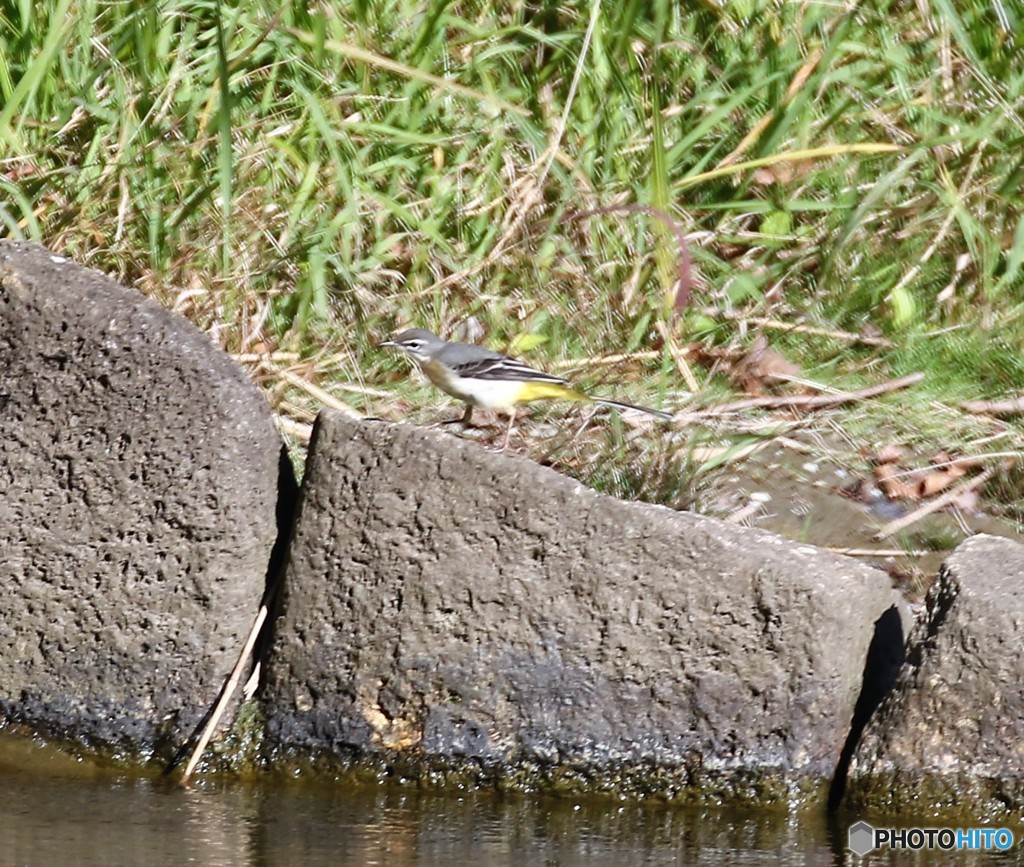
[501,411,516,451]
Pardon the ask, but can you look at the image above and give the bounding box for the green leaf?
[760,209,792,237]
[889,285,917,329]
[994,213,1024,295]
[509,333,548,355]
[726,273,763,304]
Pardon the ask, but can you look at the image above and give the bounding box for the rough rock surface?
[263,410,906,803]
[0,240,294,755]
[845,534,1024,817]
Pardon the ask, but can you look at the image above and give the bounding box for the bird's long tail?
[594,397,673,421]
[519,381,673,421]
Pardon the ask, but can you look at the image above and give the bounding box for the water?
[1,764,1021,865]
[0,769,829,866]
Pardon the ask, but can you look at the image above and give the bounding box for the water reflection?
[1,766,1021,866]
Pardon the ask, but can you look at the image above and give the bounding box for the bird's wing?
[449,354,569,384]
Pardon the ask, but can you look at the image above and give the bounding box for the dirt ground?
[697,434,1023,601]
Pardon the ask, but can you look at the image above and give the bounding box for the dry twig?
[699,307,894,347]
[826,547,931,558]
[178,601,270,785]
[548,350,660,370]
[717,48,824,167]
[275,368,363,417]
[231,351,301,363]
[724,498,767,524]
[961,396,1024,416]
[692,372,924,417]
[655,319,700,391]
[872,465,998,541]
[276,415,314,444]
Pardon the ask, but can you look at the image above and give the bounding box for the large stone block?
[846,534,1024,817]
[0,240,294,755]
[263,410,904,804]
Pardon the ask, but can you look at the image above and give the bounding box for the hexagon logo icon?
[849,821,875,856]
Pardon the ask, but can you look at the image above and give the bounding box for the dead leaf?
[917,468,960,498]
[733,335,802,395]
[752,167,780,186]
[749,159,815,186]
[2,162,43,182]
[875,464,918,500]
[874,444,908,465]
[717,242,748,261]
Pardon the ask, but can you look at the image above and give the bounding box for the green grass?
[2,0,1023,500]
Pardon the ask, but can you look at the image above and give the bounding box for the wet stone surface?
[845,534,1024,819]
[263,410,906,805]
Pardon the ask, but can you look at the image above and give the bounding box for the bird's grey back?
[435,339,504,367]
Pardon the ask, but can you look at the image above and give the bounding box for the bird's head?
[380,328,443,363]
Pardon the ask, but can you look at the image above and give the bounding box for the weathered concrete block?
[846,534,1024,817]
[0,240,294,756]
[263,410,904,804]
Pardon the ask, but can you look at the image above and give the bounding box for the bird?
[381,328,672,449]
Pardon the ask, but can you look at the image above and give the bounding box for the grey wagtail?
[381,328,672,448]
